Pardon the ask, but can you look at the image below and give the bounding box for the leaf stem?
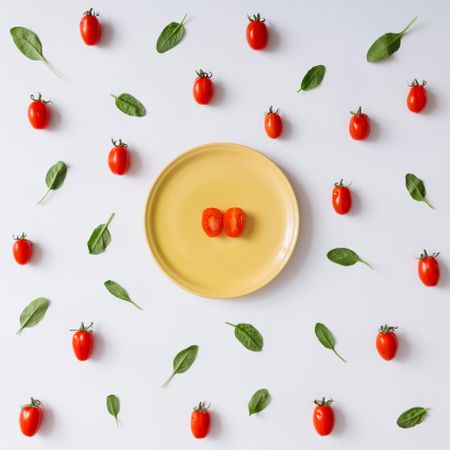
[423,198,434,209]
[180,13,188,25]
[130,300,143,310]
[225,322,236,328]
[161,371,175,388]
[41,57,61,79]
[359,258,374,270]
[400,16,418,35]
[333,348,347,363]
[115,416,119,428]
[105,212,115,228]
[37,188,51,205]
[110,94,117,99]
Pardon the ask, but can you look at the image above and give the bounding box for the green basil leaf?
[106,394,120,427]
[248,389,271,415]
[87,213,115,255]
[315,322,346,363]
[37,161,68,205]
[327,248,373,269]
[405,173,433,208]
[226,322,264,352]
[156,14,187,53]
[17,297,49,334]
[297,65,326,92]
[10,26,44,60]
[397,407,428,428]
[110,93,146,117]
[367,17,417,62]
[104,280,142,310]
[162,344,198,387]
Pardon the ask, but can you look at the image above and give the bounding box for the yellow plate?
[145,143,299,299]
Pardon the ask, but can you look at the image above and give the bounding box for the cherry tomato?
[80,8,101,45]
[193,70,214,105]
[13,233,33,265]
[246,14,268,50]
[349,106,370,140]
[202,208,223,237]
[418,250,440,286]
[191,401,210,439]
[108,138,131,175]
[28,93,50,129]
[264,106,282,138]
[71,322,94,361]
[313,398,334,436]
[376,325,398,361]
[223,207,246,238]
[19,398,43,437]
[332,180,352,215]
[407,79,427,113]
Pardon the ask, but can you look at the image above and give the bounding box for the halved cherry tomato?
[246,14,268,50]
[191,401,210,439]
[407,79,427,113]
[264,106,282,138]
[71,322,94,361]
[332,180,352,215]
[193,70,214,105]
[202,208,223,237]
[349,106,370,140]
[80,8,101,45]
[313,398,334,436]
[19,398,43,437]
[376,325,398,360]
[108,138,130,175]
[223,207,246,238]
[28,93,50,129]
[13,233,33,265]
[418,250,440,286]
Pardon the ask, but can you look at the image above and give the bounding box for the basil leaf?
[104,280,142,310]
[397,407,428,428]
[297,65,326,92]
[248,389,271,415]
[162,344,198,387]
[110,93,146,117]
[367,17,417,62]
[405,173,433,208]
[17,297,49,334]
[37,161,68,205]
[315,322,346,363]
[87,213,115,255]
[106,394,120,427]
[327,248,373,269]
[156,14,187,53]
[225,322,263,352]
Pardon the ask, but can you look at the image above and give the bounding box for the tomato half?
[264,106,282,138]
[193,70,214,105]
[19,398,43,437]
[223,207,246,238]
[71,322,94,361]
[418,250,440,286]
[246,14,268,50]
[28,93,50,129]
[108,139,130,175]
[332,180,352,215]
[407,79,427,113]
[349,106,370,140]
[313,398,334,436]
[376,325,398,360]
[80,8,101,45]
[191,402,210,439]
[202,208,223,237]
[13,233,33,265]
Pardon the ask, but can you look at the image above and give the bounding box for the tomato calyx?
[84,7,99,16]
[265,105,279,115]
[23,397,41,409]
[419,249,439,260]
[378,324,398,334]
[247,13,265,22]
[111,138,128,148]
[195,69,213,79]
[70,321,94,333]
[350,106,364,117]
[408,79,427,87]
[13,232,28,241]
[334,179,351,188]
[30,93,51,104]
[193,401,210,413]
[314,397,333,407]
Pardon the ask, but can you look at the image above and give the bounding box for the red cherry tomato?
[191,402,210,439]
[108,139,131,175]
[246,14,268,50]
[13,233,33,265]
[19,398,43,437]
[28,93,50,129]
[223,207,246,238]
[264,106,283,138]
[376,325,398,360]
[349,106,370,140]
[71,322,94,361]
[407,79,427,113]
[418,250,440,286]
[332,180,352,215]
[80,8,101,45]
[202,208,223,237]
[193,70,214,105]
[313,398,334,436]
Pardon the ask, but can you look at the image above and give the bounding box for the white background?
[1,0,449,448]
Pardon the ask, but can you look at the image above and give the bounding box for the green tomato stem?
[333,348,347,363]
[400,16,418,36]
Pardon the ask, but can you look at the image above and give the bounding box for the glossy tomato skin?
[332,180,352,215]
[418,250,440,286]
[193,70,214,105]
[19,398,43,437]
[407,80,427,113]
[313,399,334,436]
[246,14,268,50]
[28,94,50,129]
[72,322,94,361]
[202,208,223,237]
[13,233,33,265]
[376,325,398,360]
[349,106,370,140]
[223,207,246,238]
[108,139,130,175]
[264,106,282,138]
[191,402,210,439]
[80,9,101,45]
